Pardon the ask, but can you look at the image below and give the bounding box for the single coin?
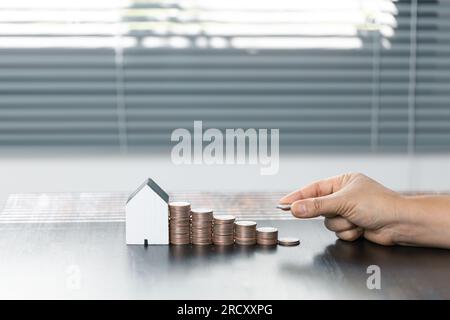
[191,215,213,219]
[169,210,191,215]
[235,227,256,232]
[213,232,234,236]
[213,241,234,246]
[191,208,213,214]
[191,212,213,217]
[276,204,291,210]
[170,207,191,211]
[191,233,212,237]
[170,226,189,230]
[214,224,233,228]
[191,222,213,227]
[214,224,233,229]
[215,230,234,234]
[235,221,257,227]
[191,221,213,226]
[192,242,212,246]
[170,215,190,220]
[170,239,190,245]
[171,216,190,220]
[191,236,212,240]
[171,221,190,226]
[170,231,190,236]
[235,240,256,245]
[170,209,191,213]
[170,210,191,214]
[215,240,233,243]
[235,234,256,239]
[214,215,236,222]
[214,221,234,225]
[278,237,300,246]
[169,201,191,207]
[214,233,234,237]
[257,227,278,233]
[170,234,190,238]
[235,221,257,226]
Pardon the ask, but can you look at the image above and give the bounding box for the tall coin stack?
[256,227,278,246]
[213,215,235,245]
[191,208,213,245]
[169,201,191,245]
[234,221,257,245]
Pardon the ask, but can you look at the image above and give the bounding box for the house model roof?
[127,178,169,203]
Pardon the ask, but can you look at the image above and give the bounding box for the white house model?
[126,178,169,245]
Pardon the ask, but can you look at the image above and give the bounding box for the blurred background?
[1,0,450,208]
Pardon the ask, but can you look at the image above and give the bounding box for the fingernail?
[297,203,308,216]
[299,203,308,215]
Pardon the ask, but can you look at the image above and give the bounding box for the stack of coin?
[256,227,278,246]
[213,215,235,245]
[191,208,213,245]
[234,221,257,245]
[169,201,191,245]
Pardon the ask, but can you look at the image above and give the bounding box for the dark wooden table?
[0,192,449,299]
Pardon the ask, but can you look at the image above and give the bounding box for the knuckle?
[297,190,305,200]
[314,183,322,197]
[340,173,354,184]
[312,198,323,213]
[341,172,366,185]
[350,172,366,179]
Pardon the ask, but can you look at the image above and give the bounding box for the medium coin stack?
[169,201,191,245]
[213,215,235,245]
[234,221,257,245]
[256,227,278,246]
[191,208,213,245]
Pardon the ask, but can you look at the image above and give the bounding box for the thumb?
[291,194,342,219]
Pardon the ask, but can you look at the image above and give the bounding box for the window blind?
[0,0,448,153]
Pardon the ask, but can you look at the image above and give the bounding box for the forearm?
[395,195,450,249]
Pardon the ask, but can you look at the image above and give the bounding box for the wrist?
[392,195,450,248]
[391,195,425,246]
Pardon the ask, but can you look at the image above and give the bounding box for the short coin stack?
[256,227,278,246]
[213,215,235,245]
[169,202,191,245]
[234,221,257,245]
[191,208,213,245]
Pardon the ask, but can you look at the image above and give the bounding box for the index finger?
[279,174,345,204]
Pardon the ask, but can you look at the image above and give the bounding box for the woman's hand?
[279,173,450,248]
